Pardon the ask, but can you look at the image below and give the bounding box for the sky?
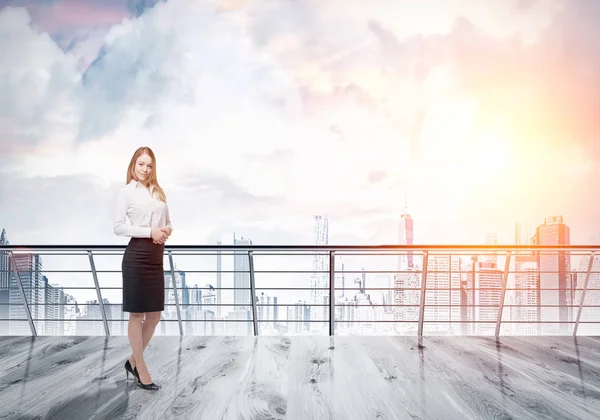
[1,0,600,250]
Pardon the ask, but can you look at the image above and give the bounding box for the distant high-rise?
[233,234,252,312]
[273,296,278,329]
[45,281,66,335]
[482,232,498,265]
[216,240,222,319]
[516,261,540,335]
[515,221,532,246]
[310,215,329,328]
[162,269,187,334]
[9,253,45,335]
[0,229,10,334]
[424,255,461,332]
[0,229,10,289]
[394,207,415,326]
[534,216,570,333]
[335,259,346,299]
[464,260,503,335]
[576,250,600,335]
[398,214,414,269]
[513,221,538,334]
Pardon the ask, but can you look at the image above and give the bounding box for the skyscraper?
[45,281,66,336]
[310,215,329,329]
[9,253,44,335]
[233,233,252,312]
[467,260,503,335]
[576,250,600,335]
[0,228,9,289]
[398,213,414,269]
[482,232,498,265]
[0,229,9,334]
[394,211,417,326]
[424,254,461,333]
[216,240,222,319]
[513,221,538,334]
[534,216,570,333]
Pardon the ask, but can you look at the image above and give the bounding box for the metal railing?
[1,244,599,337]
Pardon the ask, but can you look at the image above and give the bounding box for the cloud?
[171,171,293,228]
[516,0,539,10]
[367,170,388,184]
[0,1,130,39]
[0,6,81,156]
[436,7,600,163]
[0,170,296,246]
[127,0,162,17]
[1,0,600,248]
[257,0,600,210]
[0,174,117,244]
[74,0,305,158]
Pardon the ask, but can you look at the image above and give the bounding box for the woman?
[113,146,173,391]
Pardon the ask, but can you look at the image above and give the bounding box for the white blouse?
[113,180,173,238]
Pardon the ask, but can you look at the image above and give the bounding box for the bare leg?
[127,313,145,380]
[129,312,161,381]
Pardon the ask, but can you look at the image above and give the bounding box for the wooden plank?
[285,335,334,420]
[417,336,544,419]
[427,336,600,419]
[0,336,133,418]
[159,336,257,420]
[328,336,413,419]
[89,335,224,420]
[0,336,599,420]
[359,335,467,420]
[0,336,59,380]
[220,336,290,420]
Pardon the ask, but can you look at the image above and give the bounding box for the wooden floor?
[0,335,599,420]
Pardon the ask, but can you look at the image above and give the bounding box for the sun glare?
[419,97,478,158]
[472,131,512,172]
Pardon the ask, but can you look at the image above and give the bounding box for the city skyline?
[2,210,599,336]
[0,0,599,248]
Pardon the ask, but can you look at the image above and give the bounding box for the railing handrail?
[1,244,599,251]
[2,244,599,338]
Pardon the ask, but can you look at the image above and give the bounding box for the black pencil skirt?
[122,238,165,313]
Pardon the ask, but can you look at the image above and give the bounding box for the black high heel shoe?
[124,360,135,380]
[133,366,160,391]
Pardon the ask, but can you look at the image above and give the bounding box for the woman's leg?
[130,312,161,383]
[129,312,162,368]
[127,312,144,378]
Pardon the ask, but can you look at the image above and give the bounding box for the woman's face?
[134,153,153,184]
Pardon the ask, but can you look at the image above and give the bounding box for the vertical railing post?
[9,251,37,336]
[329,251,335,336]
[167,251,184,336]
[216,242,222,320]
[417,251,429,337]
[248,251,258,336]
[495,251,512,336]
[573,251,595,336]
[88,251,110,336]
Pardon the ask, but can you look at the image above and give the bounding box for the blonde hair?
[126,146,167,202]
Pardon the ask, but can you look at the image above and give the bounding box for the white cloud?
[0,6,81,157]
[0,174,117,244]
[8,0,306,177]
[2,0,407,223]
